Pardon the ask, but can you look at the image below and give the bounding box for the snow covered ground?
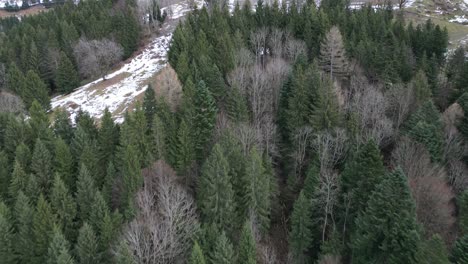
[51,0,204,123]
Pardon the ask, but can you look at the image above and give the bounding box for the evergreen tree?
[242,147,271,233]
[175,118,195,176]
[29,100,54,143]
[114,240,136,264]
[238,221,257,264]
[50,174,76,240]
[143,84,157,128]
[76,223,99,264]
[310,76,341,131]
[97,108,118,177]
[53,110,74,144]
[24,70,50,109]
[452,235,468,264]
[411,70,431,105]
[121,144,142,220]
[193,80,217,161]
[54,138,74,191]
[0,202,14,264]
[47,226,75,264]
[75,164,96,222]
[13,191,35,263]
[0,151,11,199]
[190,241,207,264]
[9,161,28,199]
[211,231,235,264]
[416,235,450,264]
[198,144,235,230]
[459,190,468,234]
[55,52,79,94]
[350,168,420,263]
[102,161,116,205]
[31,139,53,195]
[14,142,31,173]
[289,191,313,264]
[340,141,385,232]
[6,63,26,96]
[33,194,56,264]
[150,114,166,160]
[319,26,349,79]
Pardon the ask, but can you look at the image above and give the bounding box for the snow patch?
[450,15,468,23]
[51,0,204,123]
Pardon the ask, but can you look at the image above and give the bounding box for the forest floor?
[51,0,204,123]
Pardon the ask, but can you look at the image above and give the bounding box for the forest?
[1,0,468,263]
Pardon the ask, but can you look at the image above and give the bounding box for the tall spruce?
[190,241,207,264]
[0,202,14,264]
[31,139,53,195]
[193,80,217,161]
[47,226,75,264]
[76,223,100,264]
[211,231,235,264]
[33,194,56,264]
[289,191,313,264]
[55,52,79,94]
[238,221,257,264]
[50,174,77,240]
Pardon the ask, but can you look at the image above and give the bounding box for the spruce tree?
[31,139,53,195]
[75,164,96,222]
[198,144,235,230]
[175,118,195,176]
[193,80,217,161]
[452,235,468,264]
[242,147,271,233]
[97,108,118,177]
[340,141,385,232]
[114,240,136,264]
[47,226,75,264]
[102,161,116,206]
[289,191,313,264]
[6,63,26,96]
[350,168,420,263]
[55,52,79,94]
[121,145,142,220]
[53,138,74,191]
[33,194,56,264]
[14,191,35,263]
[416,235,450,264]
[143,84,157,128]
[238,221,257,264]
[29,100,54,143]
[0,151,11,199]
[9,161,28,200]
[190,241,207,264]
[459,190,468,234]
[24,70,50,109]
[50,174,76,240]
[150,114,166,160]
[76,223,100,264]
[0,202,14,264]
[53,110,73,145]
[310,76,341,131]
[211,231,235,264]
[14,142,31,173]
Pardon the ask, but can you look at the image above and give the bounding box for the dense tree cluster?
[0,0,141,109]
[1,0,468,263]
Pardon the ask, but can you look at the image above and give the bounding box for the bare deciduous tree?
[316,168,340,242]
[251,28,268,66]
[319,26,349,80]
[290,126,313,180]
[74,38,124,80]
[0,91,25,114]
[447,160,468,194]
[151,65,183,111]
[318,255,342,264]
[259,239,279,264]
[312,129,347,170]
[284,38,307,62]
[122,161,199,264]
[386,83,414,129]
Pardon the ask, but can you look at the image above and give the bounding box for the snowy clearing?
[51,0,204,123]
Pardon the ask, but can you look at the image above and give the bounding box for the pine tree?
[459,190,468,234]
[411,69,431,105]
[50,174,76,240]
[89,190,109,235]
[6,63,26,96]
[143,85,157,128]
[0,151,11,199]
[238,221,257,264]
[198,144,235,230]
[14,142,31,173]
[242,147,271,233]
[47,226,75,264]
[29,100,54,143]
[350,168,420,263]
[33,194,56,264]
[76,223,100,264]
[211,231,235,264]
[289,191,313,264]
[102,161,116,206]
[310,76,341,131]
[0,202,14,264]
[76,164,97,222]
[53,138,74,191]
[55,52,79,94]
[193,80,217,161]
[190,241,207,264]
[14,191,35,263]
[340,141,385,232]
[53,110,73,144]
[31,139,53,195]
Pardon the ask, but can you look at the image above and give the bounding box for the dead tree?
[319,26,349,80]
[74,38,123,80]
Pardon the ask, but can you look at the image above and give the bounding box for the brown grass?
[0,5,50,18]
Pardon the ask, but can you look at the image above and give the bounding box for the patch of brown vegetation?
[0,5,49,18]
[86,72,131,96]
[146,65,183,111]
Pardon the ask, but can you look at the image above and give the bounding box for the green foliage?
[33,194,56,264]
[238,221,257,264]
[289,191,313,264]
[198,144,235,231]
[50,174,76,240]
[460,191,468,235]
[54,138,74,190]
[416,235,450,264]
[211,231,235,264]
[143,85,157,127]
[351,168,420,263]
[190,241,207,264]
[193,81,217,161]
[24,71,50,109]
[76,223,99,264]
[175,118,195,176]
[14,192,35,263]
[114,240,136,264]
[76,165,96,222]
[0,202,14,264]
[31,139,53,195]
[120,145,142,220]
[55,52,79,94]
[47,226,75,264]
[452,235,468,263]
